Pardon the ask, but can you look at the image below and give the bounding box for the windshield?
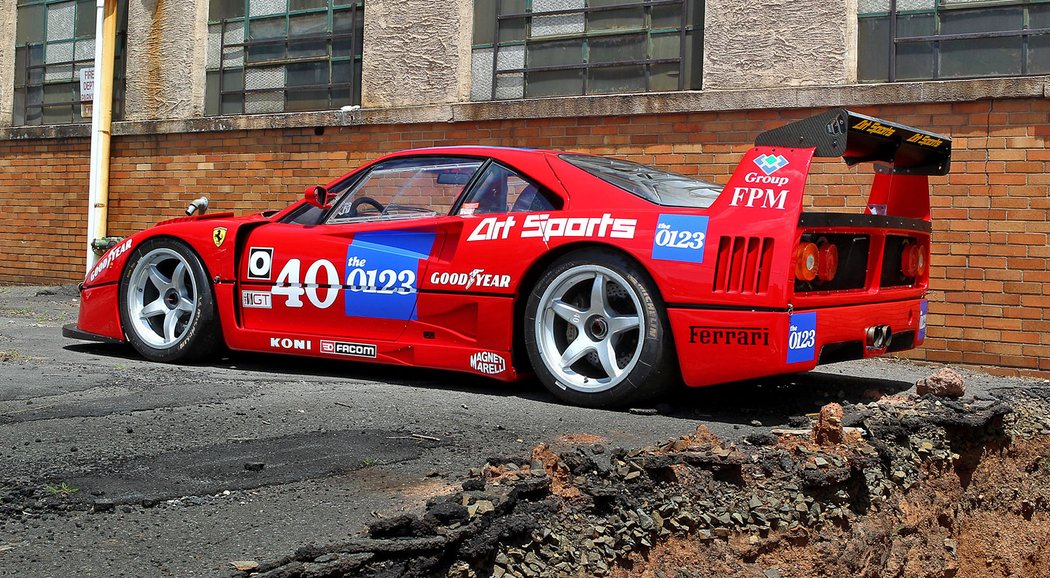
[325,157,485,224]
[561,154,723,209]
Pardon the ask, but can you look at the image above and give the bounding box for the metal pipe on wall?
[86,0,118,271]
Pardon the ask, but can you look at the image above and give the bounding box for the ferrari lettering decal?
[467,213,636,242]
[344,231,436,321]
[247,247,274,280]
[270,337,312,351]
[242,290,272,309]
[87,238,133,283]
[918,300,928,340]
[652,214,708,264]
[470,351,506,375]
[430,269,510,290]
[689,326,768,346]
[786,312,817,364]
[729,187,788,210]
[320,339,377,358]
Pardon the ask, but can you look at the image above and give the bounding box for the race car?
[65,109,951,408]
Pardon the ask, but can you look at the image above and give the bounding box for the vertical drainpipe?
[85,0,117,271]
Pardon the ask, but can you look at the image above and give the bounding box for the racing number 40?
[272,258,340,309]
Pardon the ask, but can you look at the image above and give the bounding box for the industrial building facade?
[0,0,1048,375]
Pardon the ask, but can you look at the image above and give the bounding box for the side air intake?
[712,236,774,295]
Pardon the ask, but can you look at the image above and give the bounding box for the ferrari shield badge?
[213,227,227,247]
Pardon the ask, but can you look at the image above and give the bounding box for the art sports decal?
[652,214,708,264]
[247,247,274,280]
[852,119,896,137]
[470,351,506,375]
[241,290,272,309]
[918,300,928,341]
[87,238,133,283]
[906,133,945,148]
[212,227,227,248]
[786,312,817,364]
[467,213,636,242]
[344,231,436,321]
[320,339,377,358]
[430,269,510,290]
[688,326,769,346]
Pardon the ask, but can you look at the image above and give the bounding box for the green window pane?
[16,4,46,45]
[1032,5,1050,29]
[289,11,327,36]
[500,0,525,16]
[1030,35,1050,75]
[290,0,329,10]
[587,7,644,32]
[650,61,679,91]
[287,60,328,86]
[940,7,1021,35]
[75,0,96,37]
[286,88,330,112]
[894,40,934,81]
[525,68,584,97]
[249,16,287,39]
[210,0,246,22]
[896,13,933,37]
[651,4,684,29]
[498,15,526,42]
[858,16,889,82]
[206,69,220,115]
[940,36,1022,78]
[42,104,73,124]
[651,32,681,60]
[527,39,584,67]
[587,64,646,94]
[590,33,645,64]
[474,0,495,45]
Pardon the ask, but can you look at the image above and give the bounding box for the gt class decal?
[470,351,506,375]
[652,214,708,264]
[467,213,636,242]
[242,290,272,309]
[786,312,817,364]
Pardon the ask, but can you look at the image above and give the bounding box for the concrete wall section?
[125,0,209,121]
[361,0,473,108]
[0,0,16,127]
[703,0,854,90]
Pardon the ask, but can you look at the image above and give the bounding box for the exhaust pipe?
[865,325,892,349]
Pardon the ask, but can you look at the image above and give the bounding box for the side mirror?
[305,185,329,208]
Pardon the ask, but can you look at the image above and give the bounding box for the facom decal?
[652,214,708,264]
[786,312,817,364]
[689,326,769,346]
[430,269,510,290]
[852,119,896,137]
[906,133,945,148]
[470,351,506,375]
[753,154,789,176]
[344,231,437,321]
[320,339,377,358]
[212,227,227,248]
[247,247,274,280]
[87,238,133,283]
[918,300,928,341]
[241,290,272,309]
[728,186,788,209]
[467,213,636,242]
[270,337,311,351]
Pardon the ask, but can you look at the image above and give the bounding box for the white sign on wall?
[80,68,95,102]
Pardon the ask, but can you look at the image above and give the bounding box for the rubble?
[227,391,1050,578]
[915,367,966,398]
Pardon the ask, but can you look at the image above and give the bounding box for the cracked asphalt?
[0,284,1042,577]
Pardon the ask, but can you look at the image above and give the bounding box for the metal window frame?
[859,0,1050,82]
[476,0,702,100]
[206,0,364,116]
[13,0,129,126]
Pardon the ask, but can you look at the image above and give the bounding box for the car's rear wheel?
[118,238,221,362]
[524,249,676,408]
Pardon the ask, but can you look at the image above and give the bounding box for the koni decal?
[467,213,636,242]
[87,238,133,283]
[688,326,769,346]
[270,337,311,351]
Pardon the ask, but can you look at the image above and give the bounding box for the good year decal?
[245,230,435,321]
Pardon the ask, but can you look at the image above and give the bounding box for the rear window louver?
[713,236,774,294]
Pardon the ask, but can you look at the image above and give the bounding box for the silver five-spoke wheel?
[126,248,198,348]
[536,266,642,393]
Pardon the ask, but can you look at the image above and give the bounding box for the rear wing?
[755,109,951,176]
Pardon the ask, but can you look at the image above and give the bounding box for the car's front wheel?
[118,238,222,362]
[524,249,676,408]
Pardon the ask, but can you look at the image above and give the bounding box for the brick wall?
[0,99,1047,374]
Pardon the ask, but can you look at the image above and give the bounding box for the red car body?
[67,109,951,407]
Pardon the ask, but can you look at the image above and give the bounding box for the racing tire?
[524,249,676,408]
[118,238,222,363]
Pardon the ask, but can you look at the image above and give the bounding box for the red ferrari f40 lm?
[66,109,950,407]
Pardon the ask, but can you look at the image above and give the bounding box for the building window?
[13,0,128,126]
[206,0,363,116]
[858,0,1050,82]
[471,0,703,100]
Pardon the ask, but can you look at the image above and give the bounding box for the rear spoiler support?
[754,109,951,176]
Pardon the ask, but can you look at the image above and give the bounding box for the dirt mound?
[235,393,1049,578]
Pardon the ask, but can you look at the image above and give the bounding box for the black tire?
[117,237,222,363]
[524,248,677,408]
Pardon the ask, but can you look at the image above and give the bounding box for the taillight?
[817,241,838,281]
[901,243,926,277]
[795,242,818,282]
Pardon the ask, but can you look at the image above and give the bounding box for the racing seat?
[510,185,550,212]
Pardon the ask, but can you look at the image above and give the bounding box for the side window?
[326,157,484,224]
[457,162,558,216]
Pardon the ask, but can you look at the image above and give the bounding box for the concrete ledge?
[1,76,1047,141]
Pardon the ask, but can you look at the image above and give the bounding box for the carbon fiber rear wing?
[755,109,951,176]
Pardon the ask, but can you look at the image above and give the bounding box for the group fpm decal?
[344,231,437,321]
